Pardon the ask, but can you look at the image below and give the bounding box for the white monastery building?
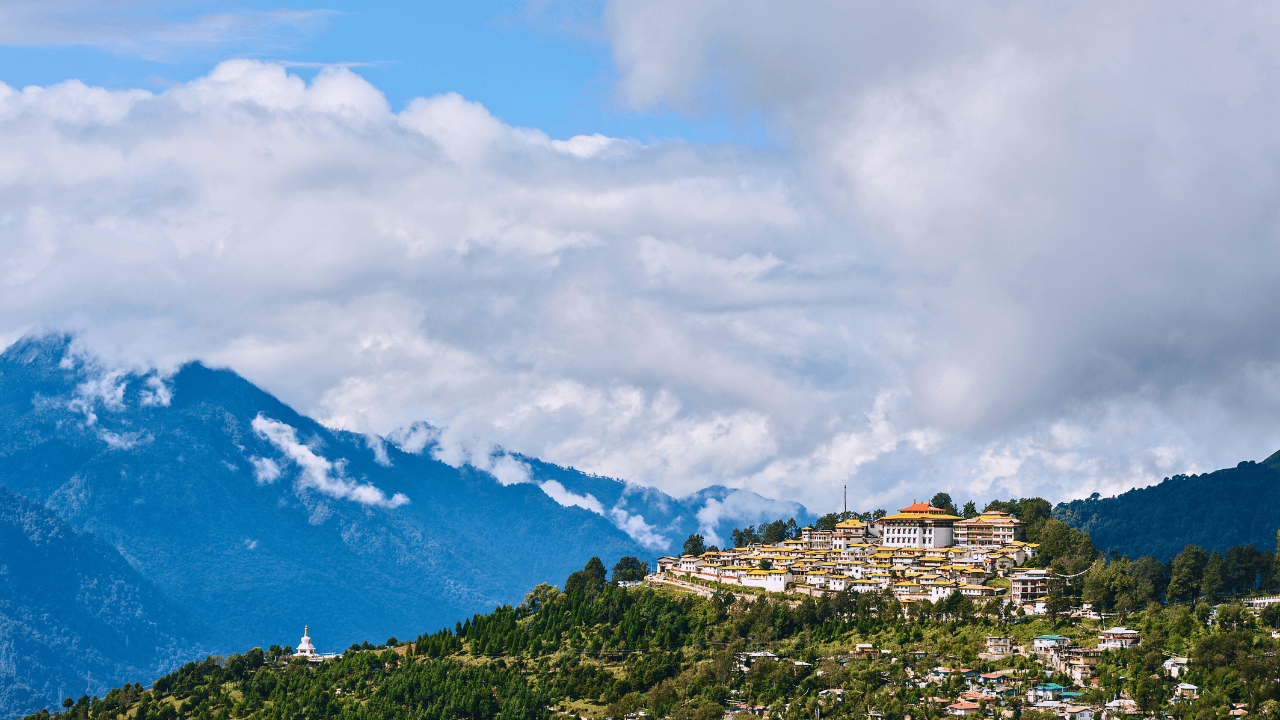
[872,502,963,548]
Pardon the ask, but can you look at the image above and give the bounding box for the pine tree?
[1167,545,1208,603]
[1201,550,1226,601]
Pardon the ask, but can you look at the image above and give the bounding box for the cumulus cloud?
[251,414,408,508]
[4,22,1280,518]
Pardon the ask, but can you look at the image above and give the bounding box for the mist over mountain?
[1053,453,1280,560]
[0,333,810,716]
[0,484,212,717]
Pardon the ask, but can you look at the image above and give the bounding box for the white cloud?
[138,373,173,407]
[365,434,392,467]
[486,455,533,486]
[4,29,1280,520]
[537,479,669,550]
[695,490,804,548]
[98,429,149,450]
[607,507,668,551]
[539,480,605,515]
[250,456,282,485]
[251,414,408,508]
[387,422,440,455]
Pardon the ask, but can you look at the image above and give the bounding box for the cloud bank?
[5,1,1280,515]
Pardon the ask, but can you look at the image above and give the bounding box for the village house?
[947,702,982,716]
[1011,569,1052,604]
[1098,627,1141,650]
[1034,635,1071,651]
[984,636,1013,656]
[1162,657,1188,678]
[1103,698,1139,720]
[1028,683,1068,702]
[1061,705,1094,720]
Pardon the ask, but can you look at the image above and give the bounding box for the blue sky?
[0,0,767,144]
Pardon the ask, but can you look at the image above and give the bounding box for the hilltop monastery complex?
[657,503,1044,606]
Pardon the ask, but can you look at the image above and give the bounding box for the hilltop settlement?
[657,503,1047,607]
[26,497,1280,720]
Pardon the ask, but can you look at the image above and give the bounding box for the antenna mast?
[843,484,847,515]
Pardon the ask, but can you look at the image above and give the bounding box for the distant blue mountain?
[0,333,811,716]
[0,484,212,717]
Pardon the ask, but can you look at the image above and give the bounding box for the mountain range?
[1053,453,1280,561]
[0,334,811,717]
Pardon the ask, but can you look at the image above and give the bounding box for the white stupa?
[295,625,316,657]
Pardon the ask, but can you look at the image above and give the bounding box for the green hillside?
[1053,455,1280,560]
[24,554,1280,720]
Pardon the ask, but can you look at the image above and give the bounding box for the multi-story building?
[984,636,1013,656]
[1011,569,1051,604]
[800,527,834,550]
[832,518,869,549]
[1098,627,1141,649]
[873,502,963,548]
[954,511,1025,548]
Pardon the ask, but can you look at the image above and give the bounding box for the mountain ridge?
[0,332,811,717]
[1053,455,1280,560]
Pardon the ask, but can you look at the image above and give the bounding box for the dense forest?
[1054,454,1280,560]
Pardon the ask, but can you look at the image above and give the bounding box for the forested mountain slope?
[1054,455,1280,560]
[0,334,647,654]
[0,333,811,718]
[0,485,213,717]
[26,564,1280,720]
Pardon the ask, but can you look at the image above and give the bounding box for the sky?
[4,0,1280,517]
